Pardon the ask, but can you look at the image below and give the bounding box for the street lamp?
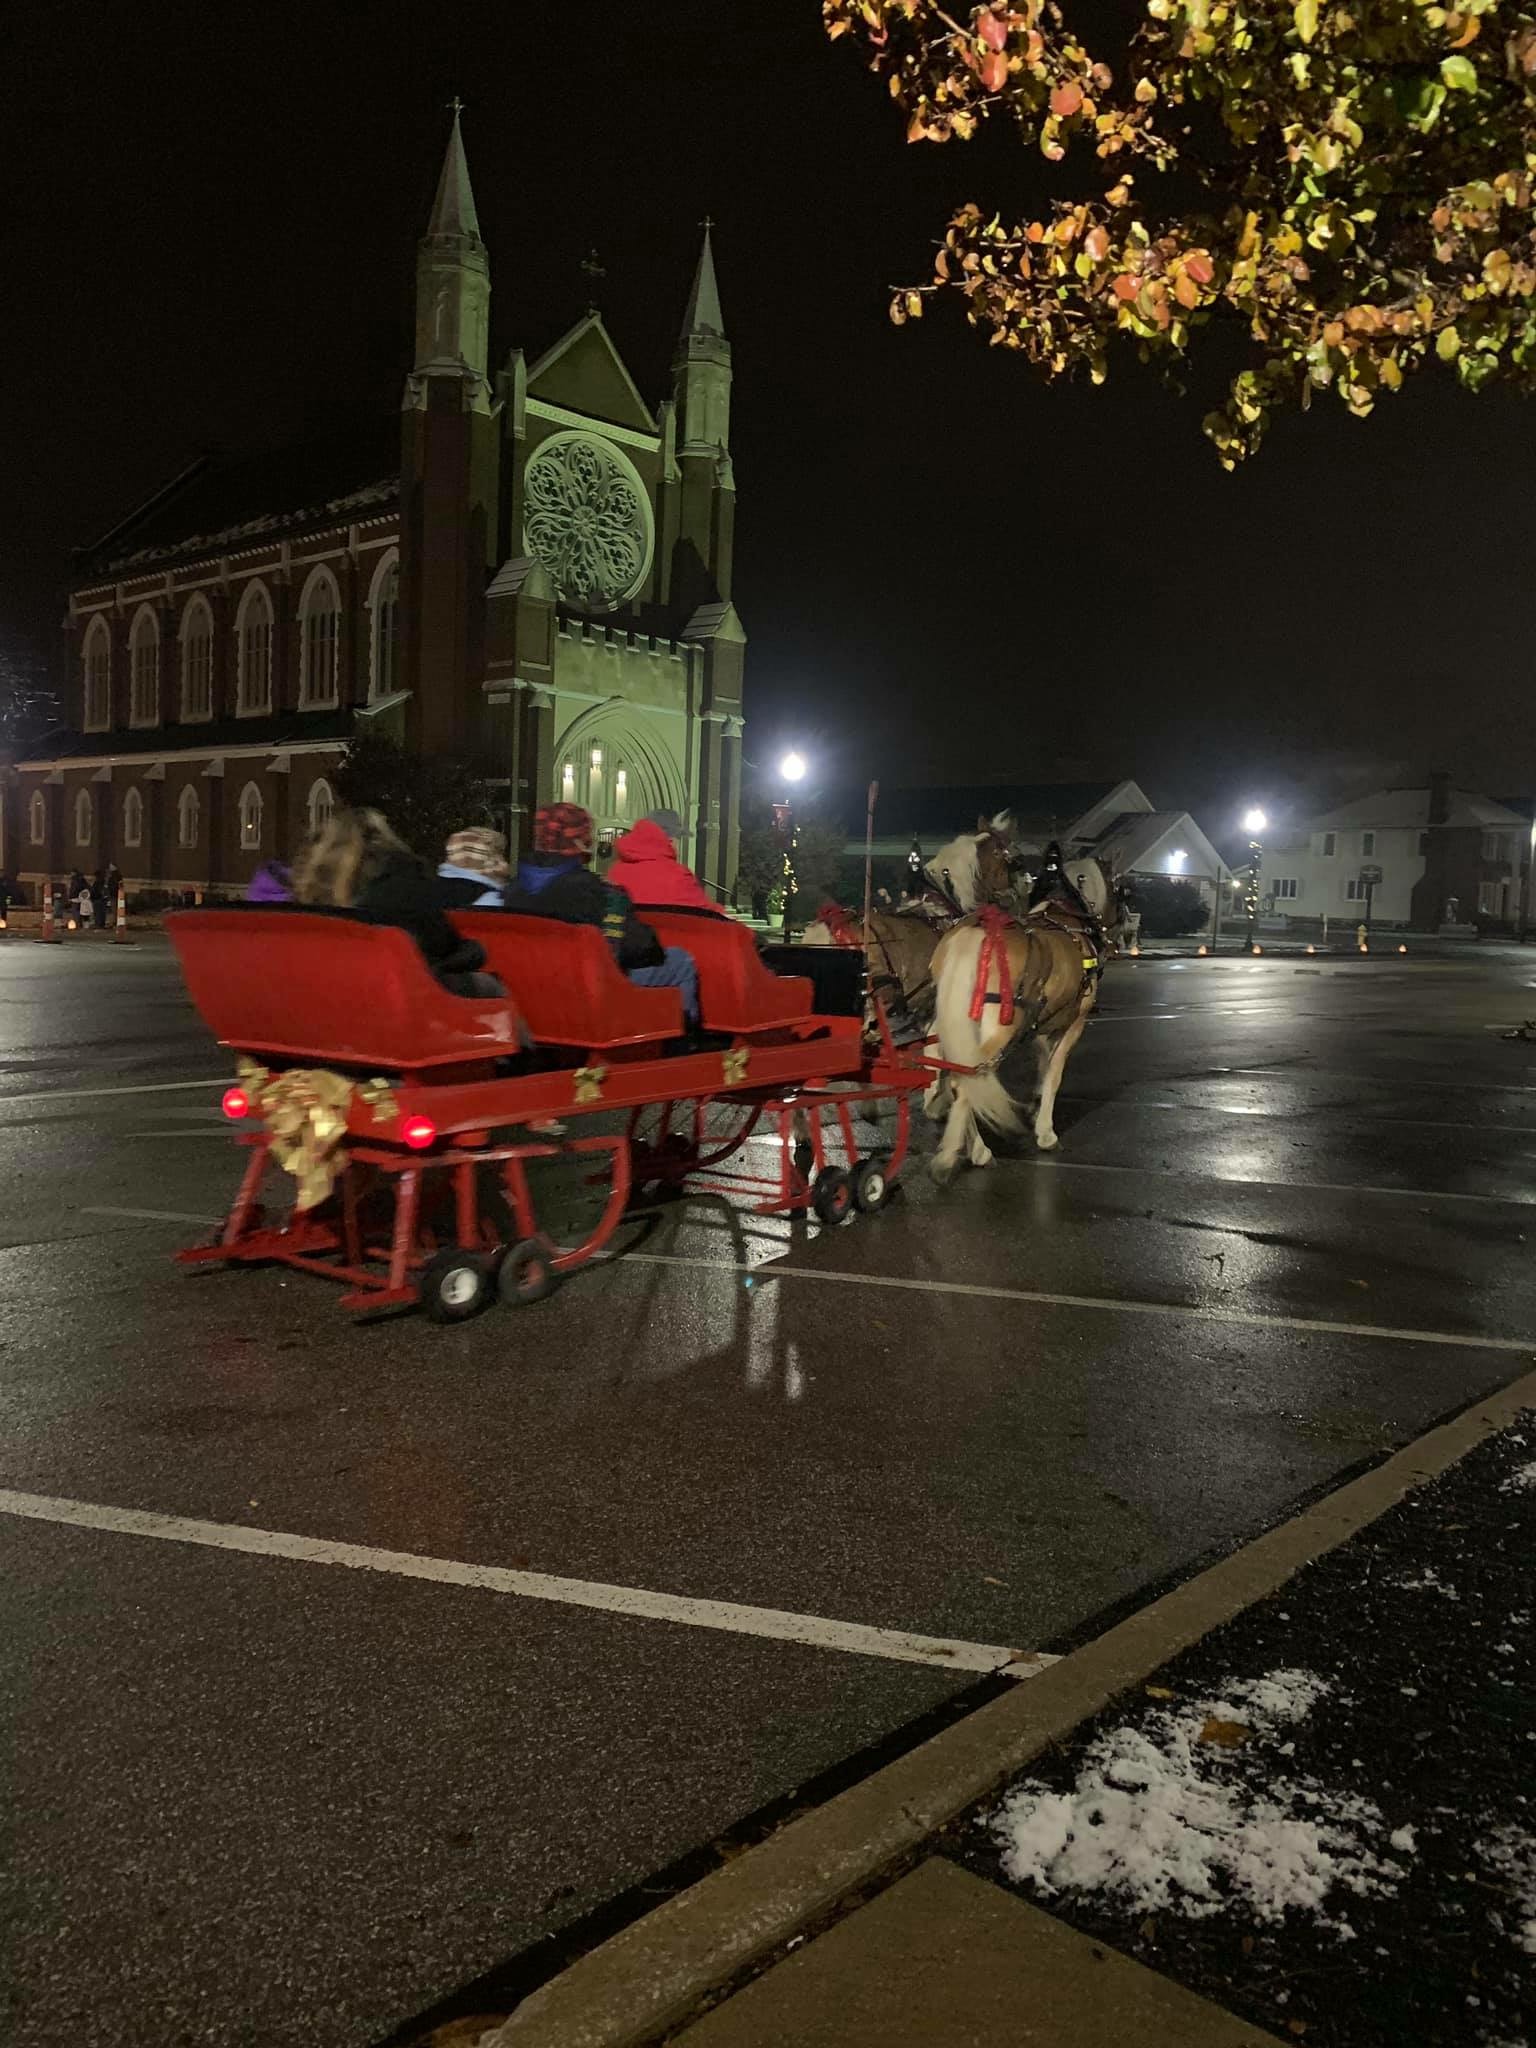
[1241,807,1267,954]
[775,750,809,934]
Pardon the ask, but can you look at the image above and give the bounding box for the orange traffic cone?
[39,887,61,945]
[112,886,129,944]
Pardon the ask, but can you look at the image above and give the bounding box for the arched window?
[129,606,161,726]
[177,784,200,850]
[299,568,341,709]
[179,597,214,721]
[306,777,335,834]
[122,786,144,849]
[83,616,112,731]
[369,553,399,701]
[74,789,94,847]
[29,790,46,846]
[236,581,274,715]
[238,782,263,851]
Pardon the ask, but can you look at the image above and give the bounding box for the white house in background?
[1070,806,1225,902]
[1263,781,1532,927]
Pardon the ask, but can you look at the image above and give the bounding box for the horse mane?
[925,831,982,910]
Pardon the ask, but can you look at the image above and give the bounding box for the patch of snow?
[1495,1642,1517,1655]
[1500,1460,1536,1494]
[1395,1567,1461,1599]
[1477,1826,1536,1957]
[1390,1825,1418,1854]
[992,1667,1398,1934]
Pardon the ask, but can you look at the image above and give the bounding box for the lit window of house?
[238,783,263,851]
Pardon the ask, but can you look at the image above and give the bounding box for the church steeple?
[680,224,725,343]
[673,222,731,453]
[406,102,490,411]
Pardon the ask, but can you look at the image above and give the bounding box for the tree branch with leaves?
[826,0,1536,462]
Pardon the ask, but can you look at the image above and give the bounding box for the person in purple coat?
[246,861,293,904]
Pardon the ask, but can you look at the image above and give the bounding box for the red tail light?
[222,1087,250,1120]
[401,1114,437,1151]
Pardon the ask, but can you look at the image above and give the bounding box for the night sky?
[5,0,1532,836]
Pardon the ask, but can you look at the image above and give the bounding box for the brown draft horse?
[927,888,1105,1180]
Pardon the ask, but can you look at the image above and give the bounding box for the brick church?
[4,112,745,899]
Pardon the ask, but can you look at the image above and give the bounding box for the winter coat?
[350,851,491,994]
[436,860,504,908]
[246,862,294,904]
[608,819,720,913]
[503,855,663,971]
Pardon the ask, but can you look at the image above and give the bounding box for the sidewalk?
[450,1370,1535,2048]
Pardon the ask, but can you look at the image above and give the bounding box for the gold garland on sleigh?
[234,1058,398,1210]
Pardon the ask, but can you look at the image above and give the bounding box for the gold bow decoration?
[233,1056,397,1209]
[572,1064,608,1104]
[722,1046,750,1086]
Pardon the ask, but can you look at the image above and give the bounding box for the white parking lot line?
[0,1488,1053,1679]
[616,1253,1534,1355]
[83,1207,1533,1357]
[0,1076,227,1108]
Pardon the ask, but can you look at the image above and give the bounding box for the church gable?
[527,314,657,434]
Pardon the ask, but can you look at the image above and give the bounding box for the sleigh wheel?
[811,1167,853,1226]
[851,1158,891,1214]
[420,1250,493,1324]
[497,1238,559,1307]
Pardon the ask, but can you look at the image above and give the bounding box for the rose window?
[523,433,653,607]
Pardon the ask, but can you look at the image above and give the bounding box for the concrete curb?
[484,1364,1536,2048]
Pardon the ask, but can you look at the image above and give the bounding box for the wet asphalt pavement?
[1,937,1534,2046]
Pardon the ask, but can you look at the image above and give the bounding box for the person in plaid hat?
[437,825,511,907]
[505,803,699,1017]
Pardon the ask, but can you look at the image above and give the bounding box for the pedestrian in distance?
[90,870,109,929]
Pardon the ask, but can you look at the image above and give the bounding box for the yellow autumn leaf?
[1379,354,1403,388]
[1294,0,1318,43]
[1437,325,1461,359]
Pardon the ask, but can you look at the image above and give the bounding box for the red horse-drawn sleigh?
[168,908,932,1323]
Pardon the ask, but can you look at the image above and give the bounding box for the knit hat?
[643,808,685,841]
[444,826,509,879]
[533,803,594,857]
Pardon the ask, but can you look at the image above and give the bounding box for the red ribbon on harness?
[816,900,861,948]
[969,905,1016,1025]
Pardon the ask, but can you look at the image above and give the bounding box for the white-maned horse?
[924,869,1108,1179]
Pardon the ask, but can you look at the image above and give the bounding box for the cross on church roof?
[447,95,464,116]
[700,214,715,231]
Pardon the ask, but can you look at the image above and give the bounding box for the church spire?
[406,100,490,410]
[673,221,731,454]
[680,221,725,342]
[427,100,481,240]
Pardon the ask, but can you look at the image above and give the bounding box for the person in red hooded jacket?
[609,810,722,914]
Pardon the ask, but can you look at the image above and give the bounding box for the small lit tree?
[826,0,1536,463]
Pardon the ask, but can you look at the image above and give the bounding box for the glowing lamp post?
[1242,807,1267,955]
[777,751,808,935]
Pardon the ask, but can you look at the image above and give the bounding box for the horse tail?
[930,927,1031,1179]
